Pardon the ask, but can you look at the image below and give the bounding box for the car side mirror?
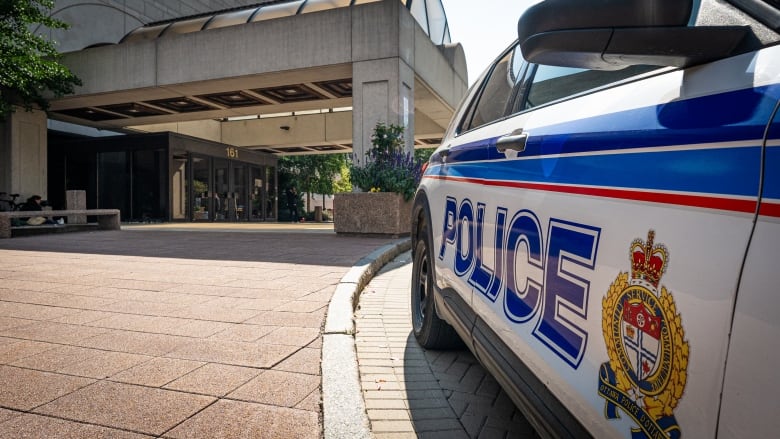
[517,0,750,70]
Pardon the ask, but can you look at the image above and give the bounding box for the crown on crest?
[629,230,668,290]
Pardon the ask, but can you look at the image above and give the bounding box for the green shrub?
[348,123,423,201]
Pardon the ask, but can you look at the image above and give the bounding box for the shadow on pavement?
[405,334,538,437]
[0,229,393,267]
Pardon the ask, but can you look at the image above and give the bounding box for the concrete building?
[0,0,467,222]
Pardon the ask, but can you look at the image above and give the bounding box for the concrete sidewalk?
[354,252,538,438]
[0,225,395,438]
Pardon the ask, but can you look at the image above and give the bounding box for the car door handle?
[496,129,528,153]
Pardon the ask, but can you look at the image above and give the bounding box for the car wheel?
[411,216,462,349]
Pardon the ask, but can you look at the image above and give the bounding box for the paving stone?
[417,431,470,439]
[0,407,21,424]
[174,305,261,323]
[0,316,38,331]
[0,365,94,410]
[274,347,321,375]
[245,310,325,328]
[0,413,152,438]
[260,326,321,346]
[10,345,101,372]
[164,363,261,396]
[408,407,458,421]
[295,388,322,412]
[58,350,151,379]
[273,300,327,313]
[375,433,419,439]
[228,370,320,407]
[0,321,107,344]
[77,330,191,356]
[50,310,117,325]
[371,420,416,432]
[356,253,532,438]
[208,323,277,342]
[166,399,319,439]
[110,357,205,387]
[364,390,406,399]
[34,381,215,436]
[413,418,465,432]
[367,409,411,420]
[365,399,407,409]
[165,339,297,368]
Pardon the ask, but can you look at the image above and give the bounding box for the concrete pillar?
[352,57,415,165]
[66,190,87,224]
[350,0,416,165]
[0,107,48,200]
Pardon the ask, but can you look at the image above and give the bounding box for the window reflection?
[301,0,352,14]
[425,0,447,44]
[192,156,210,221]
[250,1,305,22]
[171,152,188,220]
[204,9,255,30]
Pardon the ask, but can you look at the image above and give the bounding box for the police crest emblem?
[598,231,689,439]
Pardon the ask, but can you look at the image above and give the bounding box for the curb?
[322,238,412,439]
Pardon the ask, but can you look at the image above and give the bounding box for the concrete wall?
[62,10,353,96]
[47,0,258,52]
[0,108,48,200]
[222,112,353,148]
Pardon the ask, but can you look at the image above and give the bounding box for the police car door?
[462,53,776,437]
[718,82,780,436]
[430,44,532,330]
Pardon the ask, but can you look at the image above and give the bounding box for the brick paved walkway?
[355,252,539,438]
[0,227,391,438]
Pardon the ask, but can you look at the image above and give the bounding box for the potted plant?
[334,123,423,236]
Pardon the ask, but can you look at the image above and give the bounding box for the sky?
[440,0,538,84]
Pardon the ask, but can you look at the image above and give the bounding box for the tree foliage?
[0,0,82,120]
[279,153,349,197]
[332,160,351,194]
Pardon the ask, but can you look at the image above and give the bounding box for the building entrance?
[190,155,275,222]
[51,132,277,222]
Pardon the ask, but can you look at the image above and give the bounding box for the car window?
[456,46,659,135]
[459,45,526,132]
[520,64,659,110]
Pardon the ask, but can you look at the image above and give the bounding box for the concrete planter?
[334,192,412,237]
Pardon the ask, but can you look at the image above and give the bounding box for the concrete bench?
[0,209,121,239]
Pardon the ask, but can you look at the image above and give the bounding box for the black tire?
[411,216,462,349]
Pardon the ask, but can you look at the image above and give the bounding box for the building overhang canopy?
[49,0,468,154]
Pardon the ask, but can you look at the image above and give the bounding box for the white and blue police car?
[410,0,780,437]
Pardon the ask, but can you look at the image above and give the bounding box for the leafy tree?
[0,0,82,120]
[415,147,435,163]
[279,154,349,211]
[333,160,351,194]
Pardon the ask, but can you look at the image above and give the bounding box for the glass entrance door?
[188,156,269,222]
[213,158,229,221]
[192,155,211,221]
[233,164,247,221]
[250,166,265,221]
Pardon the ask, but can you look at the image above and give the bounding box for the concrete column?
[352,57,415,166]
[0,107,48,200]
[66,190,87,224]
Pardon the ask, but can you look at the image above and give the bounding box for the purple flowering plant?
[349,122,423,201]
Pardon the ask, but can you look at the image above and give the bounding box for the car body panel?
[420,40,780,438]
[717,101,780,438]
